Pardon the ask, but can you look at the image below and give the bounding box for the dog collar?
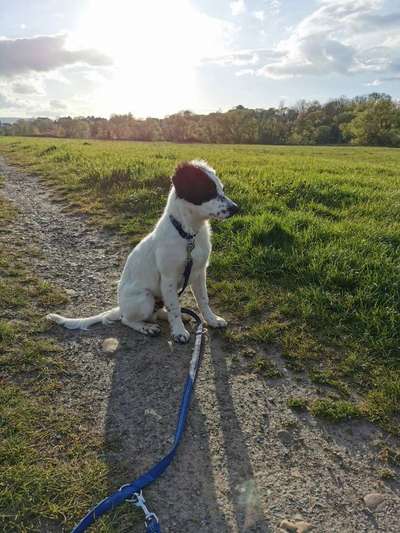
[169,215,196,241]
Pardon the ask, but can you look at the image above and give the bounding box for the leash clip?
[128,491,159,528]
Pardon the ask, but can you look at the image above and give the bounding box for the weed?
[310,398,361,422]
[287,397,308,411]
[251,356,282,379]
[378,468,396,481]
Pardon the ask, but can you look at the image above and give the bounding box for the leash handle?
[146,516,161,533]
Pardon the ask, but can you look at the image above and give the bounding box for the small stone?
[296,521,313,533]
[101,337,119,353]
[279,520,297,532]
[290,469,302,479]
[65,288,77,296]
[280,519,313,533]
[144,408,162,421]
[364,492,385,510]
[278,430,294,446]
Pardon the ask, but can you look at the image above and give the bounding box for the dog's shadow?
[104,320,271,532]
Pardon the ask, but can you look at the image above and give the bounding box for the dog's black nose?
[228,202,239,216]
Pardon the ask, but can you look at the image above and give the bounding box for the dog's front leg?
[161,275,190,343]
[191,269,227,328]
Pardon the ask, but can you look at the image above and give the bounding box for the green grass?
[241,347,283,378]
[1,137,400,432]
[287,397,308,411]
[0,192,137,531]
[309,398,362,422]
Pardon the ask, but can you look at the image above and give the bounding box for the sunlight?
[72,0,231,117]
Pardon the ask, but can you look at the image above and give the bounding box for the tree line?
[1,93,400,146]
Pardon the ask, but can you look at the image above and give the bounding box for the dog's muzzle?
[227,201,239,217]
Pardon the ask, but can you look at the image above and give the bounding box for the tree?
[2,93,400,147]
[344,98,400,146]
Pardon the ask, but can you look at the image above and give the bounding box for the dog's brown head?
[171,160,238,219]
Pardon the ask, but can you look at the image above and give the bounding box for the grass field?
[1,136,399,436]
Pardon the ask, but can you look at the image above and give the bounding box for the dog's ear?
[172,162,217,205]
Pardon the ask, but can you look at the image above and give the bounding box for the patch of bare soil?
[1,157,399,532]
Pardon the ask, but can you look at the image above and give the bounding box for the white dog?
[47,160,238,343]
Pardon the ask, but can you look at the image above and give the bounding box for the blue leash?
[71,307,205,533]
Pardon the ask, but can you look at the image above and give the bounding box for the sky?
[0,0,400,118]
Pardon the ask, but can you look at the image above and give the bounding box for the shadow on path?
[104,323,271,532]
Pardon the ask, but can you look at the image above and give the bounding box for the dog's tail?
[46,307,121,330]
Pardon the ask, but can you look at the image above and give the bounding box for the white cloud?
[12,81,41,94]
[0,34,111,78]
[50,99,67,110]
[0,92,15,108]
[252,11,264,22]
[250,1,281,20]
[365,79,383,86]
[258,33,356,79]
[208,50,258,66]
[366,75,400,85]
[206,48,284,67]
[230,0,246,17]
[266,0,281,16]
[353,12,400,32]
[251,0,400,79]
[235,68,255,76]
[211,0,400,82]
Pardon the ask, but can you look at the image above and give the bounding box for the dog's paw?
[143,323,161,336]
[172,328,190,344]
[206,315,228,328]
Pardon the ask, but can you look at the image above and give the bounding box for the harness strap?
[178,247,194,296]
[169,214,196,241]
[169,214,196,297]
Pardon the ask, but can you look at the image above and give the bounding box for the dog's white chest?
[191,237,211,271]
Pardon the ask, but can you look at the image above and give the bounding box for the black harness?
[169,214,196,296]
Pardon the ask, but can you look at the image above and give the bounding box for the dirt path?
[1,157,399,533]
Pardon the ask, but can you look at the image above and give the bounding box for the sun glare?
[72,0,229,117]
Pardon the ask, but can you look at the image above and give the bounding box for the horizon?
[0,92,398,123]
[1,1,400,119]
